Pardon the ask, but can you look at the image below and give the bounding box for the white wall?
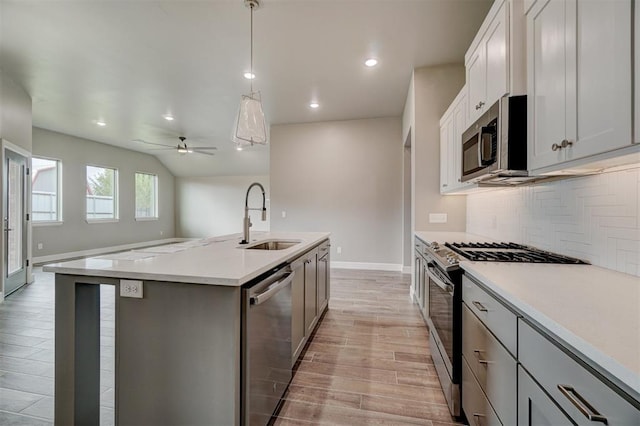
[32,128,175,258]
[466,167,640,276]
[270,117,403,269]
[176,175,270,238]
[411,65,467,233]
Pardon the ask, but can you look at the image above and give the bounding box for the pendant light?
[232,0,268,147]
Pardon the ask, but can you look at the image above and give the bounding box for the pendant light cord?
[250,3,254,94]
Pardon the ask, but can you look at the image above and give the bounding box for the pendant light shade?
[232,0,268,147]
[232,92,268,146]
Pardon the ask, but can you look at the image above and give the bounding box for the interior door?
[4,148,28,296]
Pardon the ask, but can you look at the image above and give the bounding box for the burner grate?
[444,242,588,264]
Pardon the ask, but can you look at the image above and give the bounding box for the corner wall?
[270,117,403,269]
[32,128,175,259]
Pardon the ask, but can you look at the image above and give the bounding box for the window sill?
[86,218,119,224]
[33,221,64,227]
[135,217,159,222]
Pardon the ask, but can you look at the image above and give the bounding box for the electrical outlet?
[160,231,164,236]
[120,280,143,298]
[429,213,448,224]
[336,246,342,254]
[37,243,43,250]
[282,211,286,218]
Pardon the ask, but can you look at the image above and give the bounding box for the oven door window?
[428,272,453,366]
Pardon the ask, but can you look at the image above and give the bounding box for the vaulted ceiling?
[1,0,491,177]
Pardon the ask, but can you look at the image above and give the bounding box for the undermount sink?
[243,240,301,250]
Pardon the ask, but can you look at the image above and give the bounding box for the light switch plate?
[429,213,448,224]
[120,280,143,298]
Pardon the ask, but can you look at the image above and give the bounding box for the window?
[32,157,62,222]
[86,165,118,221]
[135,172,158,219]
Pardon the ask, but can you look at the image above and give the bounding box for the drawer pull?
[472,413,485,426]
[472,301,488,312]
[473,349,490,365]
[557,385,608,424]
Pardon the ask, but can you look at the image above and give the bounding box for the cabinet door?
[467,45,486,123]
[484,0,509,108]
[304,253,317,336]
[451,94,468,189]
[568,0,632,161]
[440,116,451,193]
[636,2,639,144]
[518,366,573,426]
[291,262,305,363]
[317,254,328,313]
[528,0,569,170]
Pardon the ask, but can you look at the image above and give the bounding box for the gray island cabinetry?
[44,232,330,426]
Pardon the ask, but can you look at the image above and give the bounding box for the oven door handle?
[426,264,454,295]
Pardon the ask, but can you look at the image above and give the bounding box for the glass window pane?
[8,157,23,273]
[32,157,60,222]
[87,166,117,220]
[135,172,157,218]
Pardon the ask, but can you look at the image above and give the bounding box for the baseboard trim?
[330,261,404,272]
[33,238,186,265]
[402,266,411,274]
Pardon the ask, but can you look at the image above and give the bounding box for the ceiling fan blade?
[132,139,175,148]
[192,150,215,156]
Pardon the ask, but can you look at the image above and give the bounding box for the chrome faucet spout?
[240,182,267,244]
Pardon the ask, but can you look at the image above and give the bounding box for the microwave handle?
[480,128,493,164]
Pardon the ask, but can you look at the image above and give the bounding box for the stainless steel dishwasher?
[242,266,294,426]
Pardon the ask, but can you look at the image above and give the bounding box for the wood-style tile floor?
[273,269,461,426]
[0,268,458,425]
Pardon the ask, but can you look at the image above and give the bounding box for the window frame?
[85,164,119,223]
[31,156,63,225]
[134,171,159,221]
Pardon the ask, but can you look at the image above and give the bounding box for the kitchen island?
[43,231,330,426]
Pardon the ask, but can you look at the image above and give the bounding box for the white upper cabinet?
[634,4,640,144]
[440,88,470,194]
[465,0,512,123]
[528,0,633,172]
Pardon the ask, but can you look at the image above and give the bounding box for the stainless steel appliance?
[242,266,295,426]
[424,240,588,419]
[461,95,527,183]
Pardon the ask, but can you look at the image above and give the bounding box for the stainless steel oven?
[425,254,462,417]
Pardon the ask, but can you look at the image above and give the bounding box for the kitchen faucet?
[240,182,267,244]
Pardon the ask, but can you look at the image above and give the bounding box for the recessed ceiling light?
[244,72,256,80]
[236,146,243,151]
[96,121,106,127]
[364,58,378,67]
[163,114,174,121]
[309,102,320,109]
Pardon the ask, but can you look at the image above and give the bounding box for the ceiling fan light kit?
[232,0,269,148]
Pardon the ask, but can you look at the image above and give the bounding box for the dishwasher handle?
[250,271,295,305]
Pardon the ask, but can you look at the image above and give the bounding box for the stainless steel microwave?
[461,95,527,183]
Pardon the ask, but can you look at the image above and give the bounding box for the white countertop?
[461,261,640,399]
[43,232,330,286]
[415,231,493,244]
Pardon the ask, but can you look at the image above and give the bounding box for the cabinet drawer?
[462,275,517,356]
[462,303,516,426]
[518,365,573,425]
[318,241,330,257]
[519,320,640,425]
[462,356,503,426]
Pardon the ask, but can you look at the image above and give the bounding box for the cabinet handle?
[442,184,448,187]
[473,349,490,365]
[552,143,562,151]
[472,300,488,312]
[557,385,608,424]
[561,139,573,148]
[472,413,485,426]
[478,101,485,108]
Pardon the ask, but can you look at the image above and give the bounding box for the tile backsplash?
[466,166,640,276]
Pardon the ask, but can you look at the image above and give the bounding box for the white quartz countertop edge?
[461,261,640,400]
[43,232,330,287]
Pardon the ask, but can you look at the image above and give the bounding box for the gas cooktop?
[425,241,589,271]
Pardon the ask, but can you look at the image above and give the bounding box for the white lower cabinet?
[518,365,573,425]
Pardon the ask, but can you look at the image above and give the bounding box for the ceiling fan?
[133,136,217,156]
